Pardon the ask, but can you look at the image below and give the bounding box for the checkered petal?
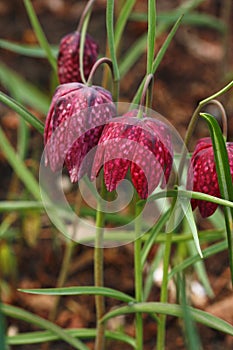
[44,83,116,181]
[58,31,98,84]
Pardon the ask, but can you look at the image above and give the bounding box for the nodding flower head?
[44,82,116,182]
[187,137,233,217]
[57,31,98,84]
[92,109,173,199]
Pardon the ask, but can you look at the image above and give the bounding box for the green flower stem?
[106,0,120,102]
[79,10,92,85]
[94,179,107,350]
[48,240,75,323]
[147,0,156,74]
[77,0,95,32]
[23,0,57,74]
[139,73,154,112]
[134,201,143,349]
[156,231,173,350]
[156,197,176,350]
[178,79,233,178]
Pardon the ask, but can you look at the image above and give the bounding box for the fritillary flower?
[92,109,173,199]
[44,82,116,182]
[57,31,98,84]
[187,137,233,217]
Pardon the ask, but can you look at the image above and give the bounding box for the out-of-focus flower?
[92,109,173,199]
[187,137,233,217]
[57,31,98,84]
[44,82,116,182]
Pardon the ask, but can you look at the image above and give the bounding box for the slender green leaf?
[102,302,233,336]
[147,188,233,209]
[0,201,45,212]
[7,328,135,347]
[115,0,136,50]
[23,0,57,72]
[147,0,156,74]
[169,240,227,279]
[130,12,224,33]
[0,39,58,57]
[0,304,7,350]
[143,245,164,301]
[0,126,41,201]
[141,209,170,265]
[106,0,120,82]
[0,62,50,114]
[2,304,89,350]
[187,240,214,297]
[0,92,44,134]
[17,119,29,159]
[19,286,135,303]
[181,203,203,258]
[132,14,183,105]
[119,33,147,77]
[178,275,203,350]
[200,112,233,283]
[152,14,183,73]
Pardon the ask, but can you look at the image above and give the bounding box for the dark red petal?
[57,32,98,84]
[104,158,130,192]
[44,84,115,180]
[192,148,219,217]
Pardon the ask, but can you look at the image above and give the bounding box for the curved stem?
[209,99,228,139]
[87,57,113,85]
[139,73,154,111]
[94,177,106,350]
[79,11,91,85]
[178,80,233,180]
[76,0,96,32]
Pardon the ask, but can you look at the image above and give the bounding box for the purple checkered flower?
[44,82,116,182]
[92,109,173,199]
[187,137,233,217]
[57,31,98,84]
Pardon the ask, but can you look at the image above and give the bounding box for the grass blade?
[181,203,203,258]
[102,301,233,336]
[115,0,136,50]
[0,126,41,201]
[0,92,44,134]
[132,14,183,105]
[141,209,170,265]
[2,304,89,350]
[19,286,135,303]
[7,328,135,347]
[0,39,58,57]
[178,274,203,350]
[119,33,147,77]
[0,62,50,114]
[23,0,57,73]
[169,240,227,279]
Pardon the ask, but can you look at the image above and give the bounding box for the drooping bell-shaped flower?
[44,82,116,182]
[187,137,233,217]
[92,109,173,199]
[57,31,98,84]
